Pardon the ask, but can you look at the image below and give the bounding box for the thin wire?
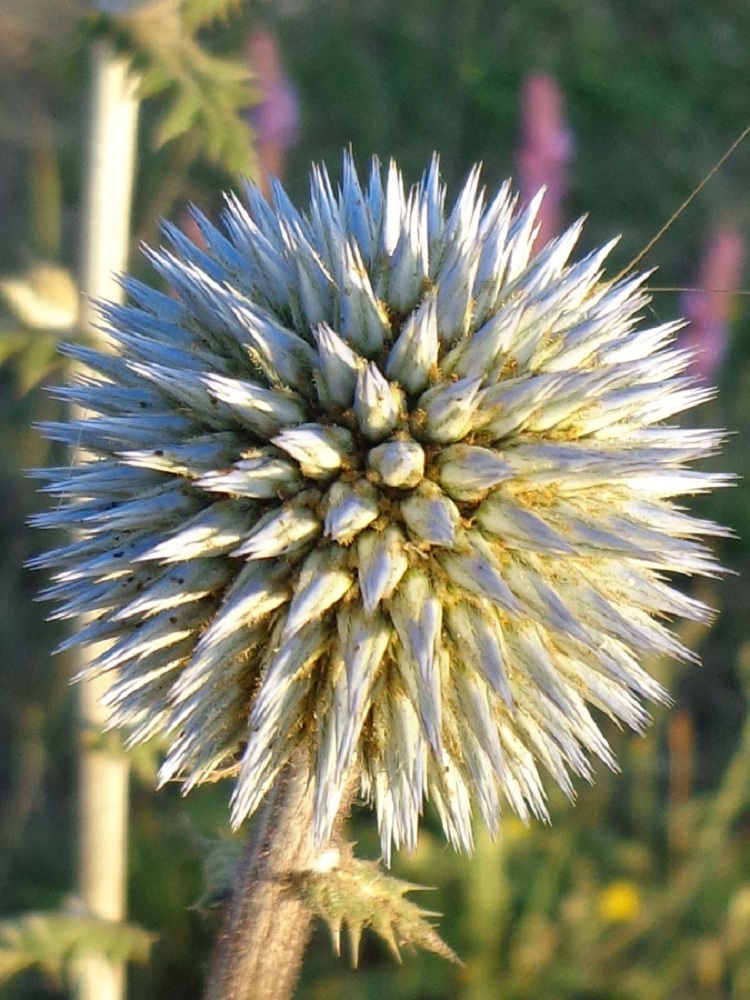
[649,287,750,297]
[612,123,750,284]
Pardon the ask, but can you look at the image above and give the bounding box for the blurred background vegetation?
[2,0,750,997]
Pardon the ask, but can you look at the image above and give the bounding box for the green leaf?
[0,263,78,330]
[195,837,244,909]
[156,88,201,148]
[182,0,242,31]
[0,909,156,986]
[118,2,258,174]
[137,61,174,99]
[0,326,67,395]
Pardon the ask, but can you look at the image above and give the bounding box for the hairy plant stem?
[204,748,352,1000]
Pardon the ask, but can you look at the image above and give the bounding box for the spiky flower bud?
[34,155,729,862]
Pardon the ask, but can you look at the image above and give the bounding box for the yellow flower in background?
[599,880,641,923]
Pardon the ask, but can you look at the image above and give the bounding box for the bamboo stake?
[75,37,139,1000]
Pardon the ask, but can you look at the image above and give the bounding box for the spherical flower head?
[34,155,730,862]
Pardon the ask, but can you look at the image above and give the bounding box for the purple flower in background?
[681,226,745,383]
[517,73,574,251]
[246,26,300,188]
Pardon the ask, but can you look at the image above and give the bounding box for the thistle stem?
[205,749,348,1000]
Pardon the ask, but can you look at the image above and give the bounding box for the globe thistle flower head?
[34,154,730,862]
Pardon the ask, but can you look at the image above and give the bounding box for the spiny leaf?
[291,845,461,966]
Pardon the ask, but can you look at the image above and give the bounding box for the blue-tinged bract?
[34,155,730,862]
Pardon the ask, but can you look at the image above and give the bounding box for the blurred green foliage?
[2,0,750,997]
[0,911,155,988]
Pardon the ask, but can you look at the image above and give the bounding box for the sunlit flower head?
[33,154,729,862]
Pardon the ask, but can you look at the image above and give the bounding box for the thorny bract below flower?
[33,154,730,863]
